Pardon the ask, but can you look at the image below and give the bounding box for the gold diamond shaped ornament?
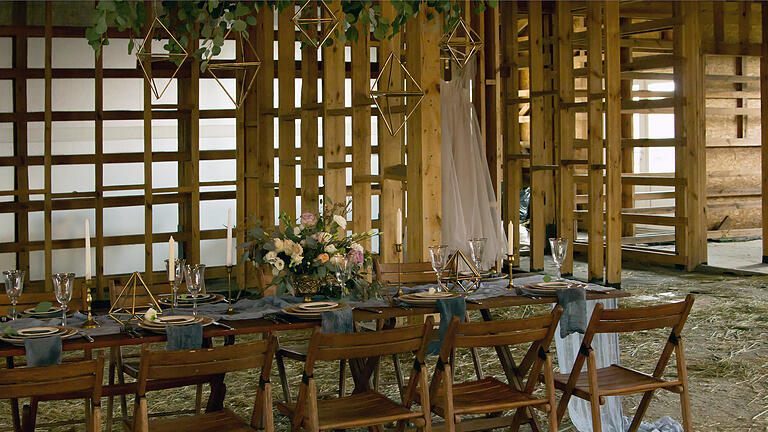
[370,52,425,136]
[440,19,483,69]
[205,28,261,110]
[293,0,340,48]
[444,249,482,293]
[136,17,189,100]
[108,272,163,325]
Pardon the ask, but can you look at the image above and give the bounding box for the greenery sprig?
[86,0,497,71]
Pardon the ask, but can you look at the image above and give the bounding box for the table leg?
[205,374,226,412]
[349,318,397,394]
[7,357,21,432]
[480,309,543,432]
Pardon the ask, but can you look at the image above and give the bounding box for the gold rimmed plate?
[399,292,460,305]
[0,326,78,346]
[138,316,213,333]
[297,301,340,311]
[283,303,347,319]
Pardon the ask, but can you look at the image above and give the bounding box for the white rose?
[333,214,347,230]
[273,238,284,253]
[274,258,285,271]
[293,226,301,235]
[291,254,303,266]
[351,242,364,253]
[265,251,277,263]
[325,244,337,254]
[144,308,158,322]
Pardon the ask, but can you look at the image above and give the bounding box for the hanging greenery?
[86,0,497,71]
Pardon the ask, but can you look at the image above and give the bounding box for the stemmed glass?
[184,264,206,316]
[334,256,350,296]
[468,237,487,273]
[549,238,569,281]
[3,270,24,320]
[52,272,74,326]
[165,258,186,312]
[428,245,448,291]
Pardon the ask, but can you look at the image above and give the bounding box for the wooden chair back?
[373,259,435,286]
[0,354,104,400]
[0,288,87,314]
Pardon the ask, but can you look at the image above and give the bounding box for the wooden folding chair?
[0,354,104,432]
[277,317,435,432]
[553,294,695,431]
[427,308,562,432]
[131,336,278,432]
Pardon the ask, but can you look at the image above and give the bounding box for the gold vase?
[293,274,321,302]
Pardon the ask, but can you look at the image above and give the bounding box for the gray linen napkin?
[24,335,62,367]
[166,322,203,351]
[321,307,354,333]
[557,285,587,338]
[427,296,467,355]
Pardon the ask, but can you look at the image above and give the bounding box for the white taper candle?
[168,236,175,282]
[226,209,233,266]
[395,208,402,245]
[508,221,514,256]
[85,219,91,280]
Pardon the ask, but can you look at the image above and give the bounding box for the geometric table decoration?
[205,28,261,110]
[108,271,163,325]
[292,0,340,48]
[439,19,483,69]
[135,16,189,100]
[370,52,425,136]
[443,249,482,293]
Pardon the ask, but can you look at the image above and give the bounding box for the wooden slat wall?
[605,0,622,285]
[322,8,347,208]
[528,1,546,272]
[43,2,52,291]
[141,4,154,286]
[351,19,371,248]
[254,7,274,228]
[556,0,575,276]
[278,9,296,222]
[300,22,319,214]
[763,2,768,263]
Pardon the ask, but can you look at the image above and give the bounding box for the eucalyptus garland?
[86,0,497,71]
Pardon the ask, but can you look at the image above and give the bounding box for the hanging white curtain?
[440,61,507,269]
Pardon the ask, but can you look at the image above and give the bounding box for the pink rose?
[300,212,317,226]
[347,249,364,265]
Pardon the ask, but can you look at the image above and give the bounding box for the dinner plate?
[297,301,339,311]
[411,291,456,298]
[17,326,59,338]
[23,306,62,315]
[282,303,347,319]
[0,326,78,346]
[153,315,197,325]
[399,292,460,305]
[157,293,224,306]
[138,316,213,333]
[177,293,215,301]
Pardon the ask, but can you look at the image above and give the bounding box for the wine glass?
[549,238,569,281]
[428,245,448,291]
[52,272,75,326]
[468,237,487,273]
[184,264,206,316]
[3,270,24,320]
[334,256,350,296]
[165,258,186,312]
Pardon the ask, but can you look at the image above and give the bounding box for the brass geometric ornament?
[205,28,261,110]
[292,0,340,48]
[439,19,483,69]
[108,271,163,325]
[370,52,425,136]
[136,16,189,100]
[443,249,482,293]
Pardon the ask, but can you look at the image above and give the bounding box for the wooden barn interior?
[0,1,767,431]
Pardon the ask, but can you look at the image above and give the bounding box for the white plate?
[23,306,62,315]
[412,291,456,298]
[152,315,196,325]
[16,326,60,338]
[297,301,339,311]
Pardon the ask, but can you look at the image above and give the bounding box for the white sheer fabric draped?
[440,62,507,269]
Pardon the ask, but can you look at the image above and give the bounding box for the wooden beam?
[620,18,635,238]
[277,8,296,222]
[43,3,52,291]
[762,2,768,263]
[300,22,319,215]
[528,0,546,272]
[94,20,105,297]
[351,19,371,248]
[405,9,442,262]
[604,0,621,286]
[142,2,154,285]
[12,3,29,282]
[255,7,274,228]
[556,0,575,275]
[322,7,347,208]
[586,1,604,283]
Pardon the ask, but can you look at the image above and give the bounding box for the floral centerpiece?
[239,201,381,300]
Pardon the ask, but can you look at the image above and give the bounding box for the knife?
[355,307,383,314]
[212,321,235,330]
[77,330,95,343]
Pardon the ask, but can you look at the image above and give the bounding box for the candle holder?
[395,243,403,297]
[224,265,237,315]
[81,279,100,329]
[507,254,515,290]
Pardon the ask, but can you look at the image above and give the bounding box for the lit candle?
[168,236,175,282]
[395,208,402,244]
[226,209,233,266]
[508,221,514,256]
[84,219,91,280]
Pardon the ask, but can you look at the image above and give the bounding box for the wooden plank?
[528,1,545,272]
[351,19,371,247]
[672,2,688,268]
[556,0,575,275]
[235,28,247,290]
[43,3,52,291]
[405,9,442,262]
[255,7,274,227]
[277,8,296,222]
[620,18,635,237]
[762,2,768,263]
[484,4,503,216]
[94,20,105,298]
[378,1,403,263]
[322,7,347,208]
[586,1,604,283]
[300,19,319,214]
[142,3,154,284]
[737,2,751,140]
[604,0,621,286]
[11,3,29,281]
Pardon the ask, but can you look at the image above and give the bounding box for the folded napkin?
[321,307,354,334]
[557,285,587,338]
[166,323,203,351]
[24,335,62,367]
[427,296,467,355]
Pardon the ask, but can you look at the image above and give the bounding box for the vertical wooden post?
[178,33,200,268]
[484,5,503,214]
[556,0,575,275]
[586,1,604,283]
[323,8,347,208]
[604,0,622,286]
[141,4,154,284]
[254,7,274,228]
[301,21,319,214]
[235,31,246,289]
[43,2,52,291]
[95,23,105,297]
[620,18,634,237]
[762,2,768,263]
[378,2,403,263]
[672,3,688,267]
[12,3,29,284]
[278,8,296,223]
[501,1,521,265]
[405,10,442,262]
[528,1,546,272]
[352,19,371,247]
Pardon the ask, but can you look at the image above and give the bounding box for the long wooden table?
[1,289,630,432]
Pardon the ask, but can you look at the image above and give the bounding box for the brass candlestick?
[224,265,236,315]
[507,254,515,290]
[168,280,176,313]
[81,279,100,329]
[395,243,403,297]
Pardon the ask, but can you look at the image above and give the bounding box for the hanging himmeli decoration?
[444,249,482,293]
[108,272,163,324]
[292,0,340,48]
[205,28,261,110]
[439,19,483,69]
[135,16,189,100]
[370,52,424,136]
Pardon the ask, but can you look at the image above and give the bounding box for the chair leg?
[276,352,292,403]
[115,347,128,425]
[587,351,602,432]
[338,359,347,397]
[627,391,655,432]
[195,383,204,414]
[392,353,404,397]
[676,342,694,431]
[91,402,102,432]
[107,347,117,431]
